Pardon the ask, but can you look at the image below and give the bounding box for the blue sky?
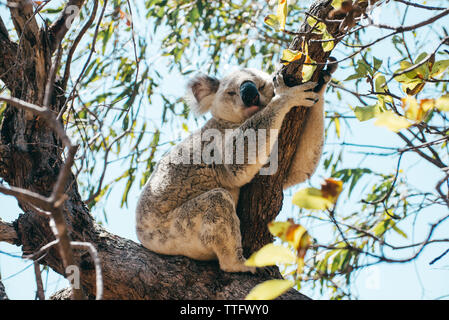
[1,0,449,300]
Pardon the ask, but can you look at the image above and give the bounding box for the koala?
[136,60,336,272]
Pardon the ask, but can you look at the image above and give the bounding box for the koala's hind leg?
[138,188,254,273]
[197,189,255,273]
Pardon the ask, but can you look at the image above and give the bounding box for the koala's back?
[137,118,240,216]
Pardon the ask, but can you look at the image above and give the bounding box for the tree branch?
[0,218,18,245]
[0,95,84,300]
[48,0,86,53]
[7,0,40,46]
[0,15,19,90]
[0,278,8,300]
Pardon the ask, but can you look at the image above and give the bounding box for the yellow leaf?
[320,178,343,203]
[297,257,305,274]
[306,16,326,33]
[334,116,341,138]
[264,14,282,30]
[292,187,333,210]
[245,243,297,267]
[436,95,449,112]
[245,279,294,300]
[286,224,309,251]
[374,111,411,132]
[402,96,420,121]
[331,0,343,9]
[277,0,288,31]
[268,221,292,241]
[302,55,316,82]
[280,49,303,65]
[322,30,334,52]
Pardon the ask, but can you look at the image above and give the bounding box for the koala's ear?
[186,74,220,115]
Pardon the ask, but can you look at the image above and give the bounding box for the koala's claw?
[273,73,285,88]
[298,81,318,92]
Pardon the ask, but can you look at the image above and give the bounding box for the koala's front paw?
[274,74,320,109]
[292,82,320,107]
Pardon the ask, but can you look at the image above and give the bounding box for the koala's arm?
[218,81,320,188]
[283,61,337,189]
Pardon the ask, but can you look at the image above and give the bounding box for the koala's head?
[186,68,275,123]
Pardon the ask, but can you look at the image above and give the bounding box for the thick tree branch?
[0,16,19,90]
[0,218,18,245]
[7,0,40,46]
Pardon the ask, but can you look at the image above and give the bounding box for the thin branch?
[71,242,103,300]
[43,43,63,108]
[61,0,99,91]
[393,0,447,11]
[58,0,108,120]
[429,248,449,265]
[34,262,45,300]
[48,0,86,53]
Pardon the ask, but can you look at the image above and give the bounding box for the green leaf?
[372,217,392,237]
[353,104,382,122]
[374,74,393,103]
[373,57,383,73]
[245,280,294,300]
[345,59,372,80]
[431,60,449,77]
[392,224,408,239]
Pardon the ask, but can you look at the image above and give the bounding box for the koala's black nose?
[240,81,260,107]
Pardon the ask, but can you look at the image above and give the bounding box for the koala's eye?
[259,84,266,91]
[227,91,236,96]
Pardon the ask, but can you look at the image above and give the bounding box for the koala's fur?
[136,65,333,272]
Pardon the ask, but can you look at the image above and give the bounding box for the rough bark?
[0,278,8,300]
[0,0,374,299]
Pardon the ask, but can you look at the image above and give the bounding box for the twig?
[61,0,99,91]
[430,248,449,265]
[34,262,45,300]
[71,242,103,300]
[393,0,447,11]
